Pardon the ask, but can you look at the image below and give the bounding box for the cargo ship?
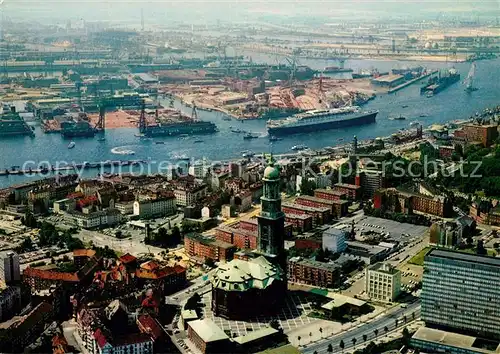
[323,66,353,73]
[143,121,217,137]
[0,106,35,137]
[267,107,378,136]
[420,69,460,95]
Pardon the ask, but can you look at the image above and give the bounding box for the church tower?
[257,155,285,260]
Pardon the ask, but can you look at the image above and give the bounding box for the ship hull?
[143,123,217,137]
[268,111,377,136]
[62,130,96,138]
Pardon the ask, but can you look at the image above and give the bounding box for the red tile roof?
[113,333,152,347]
[140,260,160,271]
[73,249,97,258]
[23,267,79,282]
[119,253,137,264]
[137,314,164,341]
[93,328,108,349]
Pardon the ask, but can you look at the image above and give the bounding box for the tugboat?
[390,115,406,121]
[243,133,258,140]
[291,144,308,151]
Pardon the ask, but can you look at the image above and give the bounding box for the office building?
[0,251,20,284]
[322,227,347,253]
[365,262,401,303]
[421,249,500,339]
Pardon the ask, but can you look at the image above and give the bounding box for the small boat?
[291,144,308,151]
[243,133,258,140]
[419,114,429,118]
[269,136,282,142]
[338,138,344,141]
[242,151,255,158]
[134,133,144,138]
[390,115,406,121]
[68,141,75,149]
[409,121,420,127]
[402,104,409,108]
[155,141,165,145]
[222,116,231,121]
[426,92,433,98]
[97,138,106,142]
[231,128,244,133]
[194,140,203,143]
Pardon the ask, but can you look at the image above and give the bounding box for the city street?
[302,302,420,354]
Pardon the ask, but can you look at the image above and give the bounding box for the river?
[0,58,498,188]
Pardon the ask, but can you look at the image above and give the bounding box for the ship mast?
[464,62,476,91]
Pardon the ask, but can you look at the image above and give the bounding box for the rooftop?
[334,183,361,190]
[315,189,347,196]
[188,319,229,343]
[297,195,336,205]
[368,262,400,275]
[411,327,500,353]
[181,309,198,320]
[322,293,366,309]
[289,257,340,272]
[282,202,330,213]
[211,256,283,291]
[233,326,279,345]
[426,248,500,267]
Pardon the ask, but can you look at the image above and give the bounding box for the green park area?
[408,247,431,266]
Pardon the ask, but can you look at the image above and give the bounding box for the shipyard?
[0,3,500,354]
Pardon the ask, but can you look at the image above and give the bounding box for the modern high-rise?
[421,248,500,339]
[257,155,285,263]
[0,251,20,284]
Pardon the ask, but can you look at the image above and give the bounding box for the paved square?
[200,291,320,336]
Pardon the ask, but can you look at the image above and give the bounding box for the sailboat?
[464,62,478,93]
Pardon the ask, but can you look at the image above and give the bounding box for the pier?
[0,160,148,177]
[387,70,438,94]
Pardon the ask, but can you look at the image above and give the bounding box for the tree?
[403,315,407,323]
[402,327,411,346]
[362,334,367,343]
[395,319,398,327]
[476,239,487,255]
[466,236,474,247]
[309,332,312,342]
[373,329,379,338]
[22,211,38,228]
[384,326,389,335]
[300,178,316,196]
[339,340,345,353]
[20,237,34,252]
[319,327,323,338]
[204,258,215,268]
[269,319,281,331]
[297,336,301,346]
[327,343,333,353]
[351,337,357,348]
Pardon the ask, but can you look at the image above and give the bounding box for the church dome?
[264,164,280,179]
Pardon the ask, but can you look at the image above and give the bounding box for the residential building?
[0,302,53,353]
[365,262,401,303]
[314,189,347,201]
[332,183,362,200]
[373,187,453,218]
[288,257,341,288]
[133,195,176,218]
[421,249,500,339]
[70,208,122,229]
[359,170,384,198]
[0,251,20,284]
[282,202,331,226]
[188,319,231,354]
[184,233,236,262]
[173,184,207,207]
[460,123,498,147]
[322,227,347,253]
[285,213,313,233]
[0,285,21,322]
[114,201,134,215]
[72,249,97,268]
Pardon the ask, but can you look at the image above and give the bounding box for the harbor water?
[0,58,499,188]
